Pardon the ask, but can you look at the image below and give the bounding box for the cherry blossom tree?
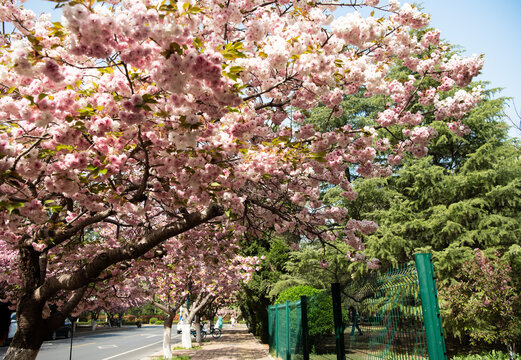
[139,227,260,357]
[0,0,484,358]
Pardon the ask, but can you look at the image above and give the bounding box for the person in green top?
[216,316,223,330]
[349,306,363,336]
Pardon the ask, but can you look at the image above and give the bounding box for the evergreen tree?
[237,236,291,342]
[353,141,521,279]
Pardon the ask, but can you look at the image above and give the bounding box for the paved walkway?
[148,326,273,360]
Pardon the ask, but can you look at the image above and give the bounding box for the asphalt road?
[1,325,176,360]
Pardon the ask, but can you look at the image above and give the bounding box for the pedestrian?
[349,306,363,336]
[230,316,235,327]
[216,316,223,330]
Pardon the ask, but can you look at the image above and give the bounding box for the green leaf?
[22,95,35,105]
[45,205,63,211]
[56,144,72,151]
[221,42,247,60]
[228,66,244,74]
[0,201,25,214]
[171,42,183,55]
[193,37,203,50]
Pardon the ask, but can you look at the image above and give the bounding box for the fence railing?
[268,253,447,360]
[268,299,306,360]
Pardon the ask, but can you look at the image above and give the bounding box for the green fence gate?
[268,298,307,360]
[268,253,446,360]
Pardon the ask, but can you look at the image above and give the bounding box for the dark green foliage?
[272,285,335,337]
[440,250,521,350]
[307,291,335,337]
[237,236,291,343]
[354,141,521,281]
[282,242,354,290]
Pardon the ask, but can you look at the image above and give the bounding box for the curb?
[250,333,276,360]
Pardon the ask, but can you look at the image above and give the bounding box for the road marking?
[100,340,163,360]
[73,342,95,348]
[98,345,118,349]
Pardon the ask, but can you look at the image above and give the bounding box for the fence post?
[301,296,309,360]
[331,283,346,360]
[275,305,279,359]
[415,253,447,360]
[268,306,273,354]
[286,301,291,360]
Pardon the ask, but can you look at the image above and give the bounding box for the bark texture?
[162,322,173,359]
[181,323,192,349]
[3,347,40,360]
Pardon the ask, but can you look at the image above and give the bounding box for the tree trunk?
[180,306,192,349]
[162,313,175,359]
[4,347,40,360]
[4,327,44,360]
[4,299,46,360]
[181,323,192,349]
[195,317,202,343]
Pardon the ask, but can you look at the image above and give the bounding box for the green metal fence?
[268,299,306,360]
[343,257,428,360]
[268,253,447,360]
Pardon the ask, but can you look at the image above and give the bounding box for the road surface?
[0,325,176,360]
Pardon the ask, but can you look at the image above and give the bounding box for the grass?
[451,350,520,360]
[171,345,202,351]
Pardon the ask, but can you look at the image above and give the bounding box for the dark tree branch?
[36,203,224,300]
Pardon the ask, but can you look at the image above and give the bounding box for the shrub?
[440,250,521,350]
[273,285,333,337]
[307,291,335,337]
[149,317,159,324]
[123,315,136,322]
[275,285,322,304]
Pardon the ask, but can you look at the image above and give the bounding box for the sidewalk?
[147,325,273,360]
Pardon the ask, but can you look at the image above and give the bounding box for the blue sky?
[21,0,521,136]
[422,0,521,137]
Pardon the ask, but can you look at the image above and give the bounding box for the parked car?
[50,318,72,340]
[176,320,183,334]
